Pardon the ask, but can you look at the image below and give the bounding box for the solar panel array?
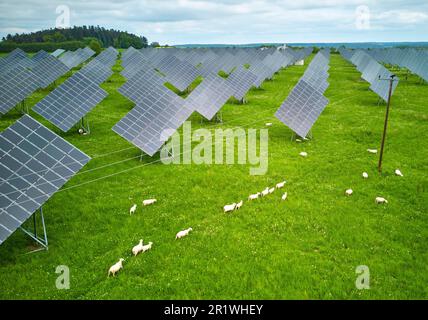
[275,49,330,138]
[339,48,399,102]
[365,48,428,82]
[59,47,95,69]
[116,46,313,156]
[51,49,65,58]
[0,65,42,116]
[0,115,90,245]
[32,47,118,132]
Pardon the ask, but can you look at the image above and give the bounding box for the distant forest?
[0,26,149,52]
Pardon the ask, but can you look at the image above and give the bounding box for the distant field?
[0,53,427,299]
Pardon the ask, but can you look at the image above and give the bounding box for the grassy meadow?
[0,52,427,299]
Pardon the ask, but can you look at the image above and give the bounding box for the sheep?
[129,204,137,215]
[375,197,388,204]
[281,192,288,201]
[367,149,378,154]
[362,172,369,179]
[176,227,193,239]
[141,242,153,253]
[268,187,275,194]
[395,169,403,177]
[265,123,273,127]
[295,139,302,142]
[261,187,270,197]
[108,258,124,277]
[276,181,286,189]
[345,189,353,196]
[299,151,308,157]
[224,203,237,213]
[248,192,261,200]
[143,199,157,206]
[235,200,243,210]
[132,239,144,256]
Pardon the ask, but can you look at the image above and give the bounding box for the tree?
[150,42,160,48]
[89,39,102,54]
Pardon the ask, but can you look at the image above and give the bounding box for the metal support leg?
[20,207,48,253]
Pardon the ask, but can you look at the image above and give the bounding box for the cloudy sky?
[0,0,427,44]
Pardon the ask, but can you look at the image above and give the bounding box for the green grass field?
[0,53,427,299]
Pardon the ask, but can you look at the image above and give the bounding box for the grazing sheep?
[375,197,388,204]
[276,181,286,189]
[395,169,403,177]
[296,138,302,142]
[129,204,137,215]
[143,199,157,206]
[362,172,369,179]
[261,187,270,197]
[224,203,237,213]
[248,192,261,200]
[132,239,144,256]
[367,149,378,154]
[345,189,353,196]
[265,123,273,127]
[176,227,193,239]
[268,187,275,194]
[299,151,308,157]
[108,258,124,277]
[141,242,153,253]
[281,192,288,201]
[236,200,243,210]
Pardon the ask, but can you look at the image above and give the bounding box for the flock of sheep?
[108,199,193,277]
[107,146,403,277]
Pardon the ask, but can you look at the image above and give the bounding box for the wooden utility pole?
[378,74,396,173]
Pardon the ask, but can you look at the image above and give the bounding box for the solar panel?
[30,55,70,88]
[51,49,65,58]
[113,76,191,156]
[0,115,90,245]
[0,65,41,116]
[275,79,329,138]
[155,55,201,91]
[369,72,399,102]
[185,74,234,120]
[78,59,113,85]
[33,72,107,132]
[32,50,50,63]
[227,66,257,101]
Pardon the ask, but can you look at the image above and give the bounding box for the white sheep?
[281,192,288,201]
[375,197,388,204]
[176,227,193,239]
[362,172,369,179]
[367,149,377,154]
[108,258,124,277]
[265,123,273,127]
[299,151,308,157]
[141,241,153,253]
[345,189,353,196]
[248,192,261,200]
[143,199,157,206]
[261,187,270,197]
[224,203,237,213]
[276,181,286,189]
[129,204,137,215]
[235,200,243,210]
[296,138,302,142]
[395,169,403,177]
[268,187,275,194]
[132,239,144,256]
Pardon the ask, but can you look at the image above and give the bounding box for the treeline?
[0,26,148,52]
